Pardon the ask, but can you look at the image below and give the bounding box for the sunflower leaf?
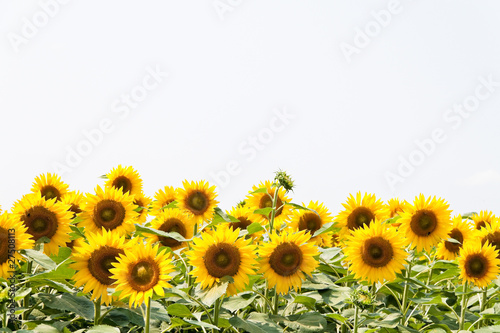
[445,237,461,244]
[213,207,239,222]
[247,222,265,235]
[99,174,108,179]
[161,200,178,210]
[23,249,57,270]
[167,304,194,318]
[253,207,273,216]
[229,316,282,333]
[285,202,317,213]
[250,187,268,194]
[134,224,190,242]
[199,281,229,306]
[87,325,120,333]
[313,222,335,237]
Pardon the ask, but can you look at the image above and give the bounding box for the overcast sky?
[1,1,500,216]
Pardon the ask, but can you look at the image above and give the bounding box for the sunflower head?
[110,239,175,308]
[478,219,500,259]
[289,201,333,247]
[458,240,500,288]
[258,230,319,295]
[246,180,293,228]
[146,208,194,250]
[13,192,72,256]
[398,194,452,253]
[133,193,152,223]
[274,170,295,192]
[61,191,84,219]
[79,186,138,237]
[387,198,408,218]
[472,211,497,231]
[105,165,143,196]
[226,206,265,241]
[31,173,69,201]
[176,180,219,224]
[151,186,177,216]
[186,226,258,296]
[436,215,475,260]
[0,212,34,279]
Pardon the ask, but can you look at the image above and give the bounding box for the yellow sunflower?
[258,230,319,295]
[472,211,497,231]
[31,173,69,201]
[0,212,34,278]
[288,201,333,247]
[458,241,500,288]
[151,186,177,216]
[478,219,500,259]
[186,226,258,296]
[336,192,389,240]
[344,220,407,283]
[70,229,133,305]
[387,198,408,218]
[436,215,475,260]
[398,194,452,253]
[133,193,152,224]
[246,180,293,228]
[176,180,219,224]
[61,191,84,220]
[146,209,194,251]
[226,206,265,241]
[79,186,138,236]
[12,192,72,256]
[105,165,143,196]
[110,240,175,308]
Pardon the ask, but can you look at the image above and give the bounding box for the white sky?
[1,1,500,217]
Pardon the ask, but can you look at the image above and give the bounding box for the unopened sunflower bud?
[274,170,294,192]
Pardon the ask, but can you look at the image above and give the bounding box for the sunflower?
[187,226,257,296]
[12,192,72,256]
[472,211,497,231]
[0,212,34,279]
[343,220,407,283]
[226,206,265,241]
[387,198,408,218]
[288,201,333,247]
[478,219,500,259]
[458,241,500,288]
[110,240,175,308]
[176,180,219,224]
[133,193,152,224]
[151,186,177,216]
[246,180,293,228]
[31,173,69,201]
[436,215,475,260]
[105,165,143,196]
[258,230,319,295]
[70,229,133,305]
[61,191,84,220]
[79,186,138,236]
[398,194,452,253]
[147,209,194,251]
[336,192,389,240]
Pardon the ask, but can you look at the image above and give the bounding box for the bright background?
[1,0,500,216]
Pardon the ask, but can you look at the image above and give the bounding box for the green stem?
[459,282,468,331]
[22,260,33,321]
[252,288,274,312]
[94,299,101,326]
[480,287,488,327]
[353,305,359,333]
[213,298,222,333]
[145,297,151,333]
[268,187,280,233]
[371,282,377,312]
[2,305,7,328]
[400,261,412,325]
[186,294,215,326]
[273,288,280,315]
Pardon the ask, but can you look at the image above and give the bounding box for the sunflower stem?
[268,186,280,233]
[273,288,280,315]
[480,287,488,327]
[213,297,222,332]
[22,260,33,321]
[94,299,101,326]
[353,304,359,333]
[459,282,469,330]
[371,282,377,313]
[145,297,151,333]
[400,261,412,325]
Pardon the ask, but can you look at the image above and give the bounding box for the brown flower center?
[93,200,126,231]
[361,236,393,268]
[0,227,8,264]
[269,242,303,277]
[465,254,488,279]
[204,243,241,278]
[481,231,500,259]
[129,259,160,291]
[259,193,283,219]
[298,213,322,235]
[410,210,437,237]
[134,199,145,215]
[475,221,487,230]
[347,207,375,231]
[112,176,132,194]
[41,185,61,201]
[186,191,209,215]
[21,206,58,241]
[88,246,124,285]
[229,217,253,231]
[444,228,464,253]
[69,204,82,219]
[158,218,187,249]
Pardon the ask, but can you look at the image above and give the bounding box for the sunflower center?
[269,242,303,277]
[481,231,500,258]
[187,191,209,215]
[93,200,126,231]
[0,227,8,264]
[112,176,132,194]
[361,237,393,268]
[134,199,144,215]
[88,246,124,285]
[347,207,375,231]
[475,221,486,230]
[298,213,322,234]
[69,204,82,219]
[230,217,253,231]
[204,243,241,278]
[41,185,61,201]
[129,259,160,291]
[259,194,284,218]
[410,210,437,236]
[22,206,58,241]
[444,228,464,253]
[465,254,488,278]
[158,218,187,248]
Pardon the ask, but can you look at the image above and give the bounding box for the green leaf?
[294,296,317,310]
[24,249,57,270]
[250,187,268,194]
[222,293,258,313]
[106,308,145,327]
[29,258,75,281]
[284,312,327,332]
[285,202,317,212]
[167,304,194,318]
[229,317,282,333]
[431,267,460,283]
[161,200,178,210]
[86,325,120,333]
[247,222,265,235]
[199,281,229,306]
[474,326,500,333]
[36,293,94,320]
[326,313,347,324]
[99,174,108,179]
[213,207,239,222]
[135,224,190,242]
[377,313,401,328]
[183,319,219,330]
[253,207,273,215]
[312,222,335,237]
[33,324,60,333]
[445,237,461,244]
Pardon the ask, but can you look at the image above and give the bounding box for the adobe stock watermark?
[212,0,243,21]
[52,65,168,175]
[209,106,295,189]
[385,74,500,191]
[7,0,71,53]
[339,0,408,64]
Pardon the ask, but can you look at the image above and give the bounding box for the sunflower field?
[2,167,500,333]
